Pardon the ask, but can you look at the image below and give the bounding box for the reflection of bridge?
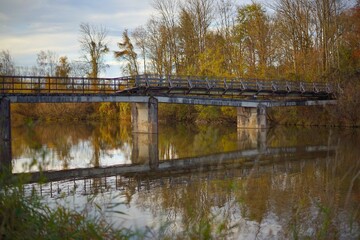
[1,75,338,168]
[16,144,334,184]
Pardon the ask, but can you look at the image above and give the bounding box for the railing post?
[38,77,40,93]
[12,77,14,93]
[72,78,74,93]
[0,97,12,173]
[82,77,85,94]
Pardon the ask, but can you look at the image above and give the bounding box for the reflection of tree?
[158,123,239,160]
[12,120,133,169]
[267,127,335,148]
[130,129,360,239]
[90,120,132,167]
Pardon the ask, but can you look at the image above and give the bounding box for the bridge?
[0,75,338,168]
[17,144,334,185]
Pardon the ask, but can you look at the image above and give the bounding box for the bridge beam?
[237,105,267,129]
[0,97,12,172]
[131,97,158,134]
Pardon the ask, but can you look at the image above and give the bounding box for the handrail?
[0,74,340,99]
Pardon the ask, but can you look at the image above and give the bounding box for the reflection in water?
[10,121,360,239]
[12,121,133,172]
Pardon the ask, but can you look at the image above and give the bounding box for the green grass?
[0,170,141,240]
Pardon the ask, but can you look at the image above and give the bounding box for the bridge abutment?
[237,105,267,129]
[0,97,12,172]
[131,97,158,134]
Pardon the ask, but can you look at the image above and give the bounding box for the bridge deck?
[0,75,339,100]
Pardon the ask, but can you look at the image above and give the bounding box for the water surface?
[11,121,360,239]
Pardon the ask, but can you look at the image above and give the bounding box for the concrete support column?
[131,133,159,170]
[237,128,267,152]
[131,97,158,133]
[131,97,159,169]
[237,105,267,129]
[0,97,12,172]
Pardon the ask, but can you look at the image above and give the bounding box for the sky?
[0,0,158,77]
[0,0,258,77]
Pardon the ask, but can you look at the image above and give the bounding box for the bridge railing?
[1,74,338,98]
[128,75,337,97]
[0,75,133,94]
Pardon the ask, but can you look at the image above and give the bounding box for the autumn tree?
[216,0,238,76]
[145,17,170,75]
[177,7,199,75]
[79,23,109,78]
[55,56,71,78]
[152,0,180,74]
[55,56,72,90]
[114,29,139,76]
[235,3,272,78]
[337,1,360,75]
[183,0,215,54]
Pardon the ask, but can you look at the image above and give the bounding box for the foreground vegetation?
[0,171,140,239]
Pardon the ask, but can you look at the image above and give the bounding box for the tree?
[114,29,139,76]
[235,3,272,78]
[183,0,215,54]
[145,17,166,75]
[216,0,238,76]
[36,50,58,76]
[79,23,109,78]
[132,26,148,74]
[178,7,199,75]
[0,50,15,75]
[153,0,180,74]
[55,56,71,78]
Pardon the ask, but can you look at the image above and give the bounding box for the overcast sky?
[0,0,259,77]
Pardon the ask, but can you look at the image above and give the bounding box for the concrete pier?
[0,97,12,172]
[131,133,159,169]
[131,97,158,133]
[237,128,267,152]
[131,97,159,169]
[237,105,267,129]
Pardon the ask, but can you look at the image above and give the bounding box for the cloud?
[0,0,156,76]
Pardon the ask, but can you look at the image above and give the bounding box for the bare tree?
[132,26,148,74]
[0,50,15,75]
[152,0,180,74]
[79,23,109,78]
[36,50,58,76]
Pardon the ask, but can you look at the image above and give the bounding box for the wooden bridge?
[0,75,338,168]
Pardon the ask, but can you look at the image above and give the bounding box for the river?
[10,121,360,239]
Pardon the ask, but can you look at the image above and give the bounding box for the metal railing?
[130,75,338,97]
[0,74,340,98]
[0,76,133,94]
